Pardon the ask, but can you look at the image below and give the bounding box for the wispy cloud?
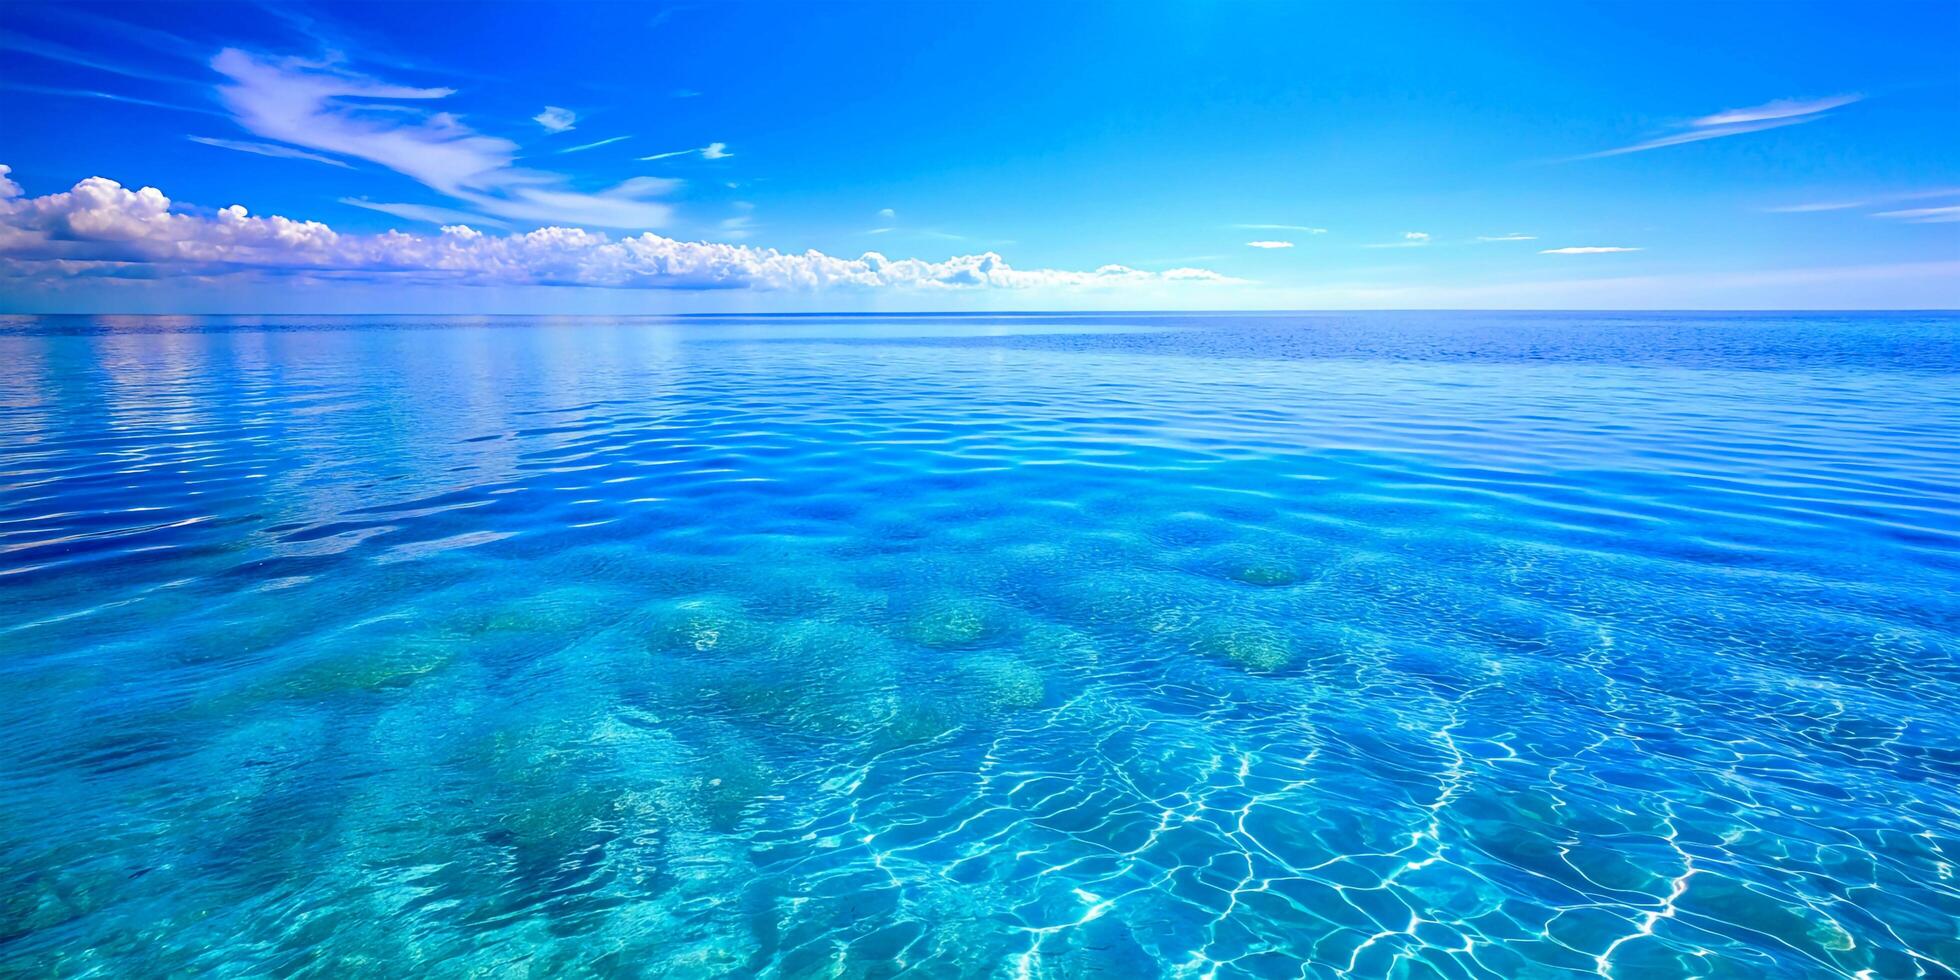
[1874,205,1960,224]
[1235,223,1326,234]
[1765,187,1960,215]
[1540,246,1641,254]
[0,28,201,86]
[720,201,756,240]
[0,80,218,116]
[1476,233,1536,242]
[638,141,731,162]
[1363,231,1431,248]
[533,106,576,133]
[1578,95,1859,159]
[339,197,509,228]
[0,168,1239,291]
[1246,240,1294,249]
[189,136,352,168]
[212,49,676,228]
[557,135,631,155]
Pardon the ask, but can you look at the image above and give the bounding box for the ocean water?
[1,311,1956,978]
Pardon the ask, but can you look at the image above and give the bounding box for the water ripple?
[0,312,1956,977]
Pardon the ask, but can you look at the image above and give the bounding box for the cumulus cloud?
[188,135,353,168]
[1579,95,1859,159]
[0,169,1237,293]
[533,106,576,132]
[1540,246,1642,254]
[211,50,673,229]
[1245,240,1294,249]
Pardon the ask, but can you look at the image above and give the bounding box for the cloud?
[1690,96,1861,127]
[533,106,576,132]
[1874,205,1960,223]
[1476,233,1536,242]
[639,142,731,162]
[1579,95,1859,159]
[1767,188,1960,216]
[1540,246,1641,254]
[719,201,757,240]
[339,197,509,228]
[1363,231,1431,248]
[188,136,353,168]
[1235,223,1326,234]
[0,27,201,86]
[212,50,674,229]
[1246,240,1294,249]
[0,80,218,116]
[878,208,896,220]
[557,135,631,155]
[0,169,1239,293]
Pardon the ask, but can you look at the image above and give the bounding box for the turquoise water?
[2,311,1957,978]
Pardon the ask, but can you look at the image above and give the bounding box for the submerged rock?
[955,655,1047,714]
[906,595,1003,648]
[645,597,770,656]
[472,585,627,636]
[1190,620,1294,672]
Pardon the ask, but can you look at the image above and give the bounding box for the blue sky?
[1,1,1955,312]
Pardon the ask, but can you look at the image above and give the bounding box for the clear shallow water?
[1,311,1957,978]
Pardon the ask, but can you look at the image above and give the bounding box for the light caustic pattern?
[0,312,1956,978]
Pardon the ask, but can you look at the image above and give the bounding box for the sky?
[0,1,1955,313]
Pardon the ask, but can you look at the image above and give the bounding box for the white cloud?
[0,169,1238,293]
[212,50,673,229]
[187,135,352,168]
[533,106,576,132]
[558,135,631,154]
[1691,96,1860,127]
[1362,231,1431,248]
[1874,205,1960,223]
[1767,188,1960,217]
[638,142,731,162]
[339,197,509,228]
[1540,246,1642,254]
[1764,200,1863,213]
[1579,95,1859,159]
[1475,233,1536,242]
[1246,240,1294,249]
[1235,223,1326,234]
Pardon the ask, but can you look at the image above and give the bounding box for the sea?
[1,311,1955,977]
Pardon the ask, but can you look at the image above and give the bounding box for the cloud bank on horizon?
[0,1,1953,310]
[0,166,1234,292]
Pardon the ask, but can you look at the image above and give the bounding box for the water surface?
[2,312,1956,977]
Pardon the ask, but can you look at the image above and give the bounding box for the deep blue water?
[1,311,1956,978]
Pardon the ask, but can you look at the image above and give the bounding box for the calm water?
[2,311,1957,978]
